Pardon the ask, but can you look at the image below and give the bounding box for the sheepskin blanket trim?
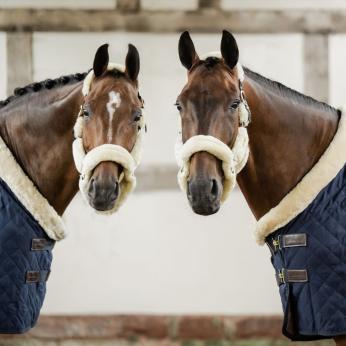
[175,52,250,202]
[73,62,145,214]
[255,109,346,245]
[0,136,66,241]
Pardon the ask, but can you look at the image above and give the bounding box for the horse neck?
[237,76,339,220]
[0,82,84,215]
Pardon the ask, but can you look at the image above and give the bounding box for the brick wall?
[0,315,334,346]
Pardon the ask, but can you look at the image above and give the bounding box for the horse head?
[74,43,144,212]
[176,30,250,215]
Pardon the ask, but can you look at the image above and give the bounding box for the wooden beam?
[304,34,329,103]
[199,0,220,10]
[1,9,346,33]
[117,0,140,12]
[6,32,33,96]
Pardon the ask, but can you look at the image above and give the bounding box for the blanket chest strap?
[276,269,308,286]
[31,238,55,251]
[26,270,51,283]
[271,233,307,252]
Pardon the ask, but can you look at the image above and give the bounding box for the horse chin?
[188,198,221,216]
[88,197,117,212]
[87,184,120,212]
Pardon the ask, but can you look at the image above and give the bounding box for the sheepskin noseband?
[72,63,145,213]
[175,54,250,202]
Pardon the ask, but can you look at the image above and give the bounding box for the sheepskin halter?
[175,52,251,202]
[72,63,145,213]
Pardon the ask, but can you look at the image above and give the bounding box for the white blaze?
[106,91,121,142]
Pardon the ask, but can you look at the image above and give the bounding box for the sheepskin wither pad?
[0,135,64,333]
[259,111,346,341]
[73,63,145,213]
[175,54,250,202]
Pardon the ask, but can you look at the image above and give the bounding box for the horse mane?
[0,69,130,109]
[243,67,339,115]
[199,57,338,115]
[0,72,89,109]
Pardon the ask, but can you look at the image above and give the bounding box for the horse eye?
[133,109,142,122]
[230,100,241,110]
[82,107,89,117]
[175,102,182,112]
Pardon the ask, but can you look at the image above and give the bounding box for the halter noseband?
[175,53,251,202]
[72,63,145,213]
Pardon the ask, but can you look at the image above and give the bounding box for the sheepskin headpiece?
[72,63,145,214]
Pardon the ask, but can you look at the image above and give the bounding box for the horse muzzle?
[187,176,222,215]
[87,163,121,211]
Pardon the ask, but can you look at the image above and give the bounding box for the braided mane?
[0,72,88,108]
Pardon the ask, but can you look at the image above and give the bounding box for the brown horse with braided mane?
[0,43,143,214]
[176,30,346,345]
[0,42,144,334]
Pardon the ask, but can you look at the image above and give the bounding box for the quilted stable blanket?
[0,136,66,333]
[255,112,346,341]
[0,180,54,333]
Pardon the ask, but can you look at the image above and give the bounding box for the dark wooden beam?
[117,0,140,12]
[1,9,346,33]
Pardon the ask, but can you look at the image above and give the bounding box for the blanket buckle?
[272,236,281,252]
[277,269,286,285]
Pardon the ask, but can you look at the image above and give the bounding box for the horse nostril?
[211,179,218,199]
[187,179,192,199]
[111,181,120,201]
[88,178,96,198]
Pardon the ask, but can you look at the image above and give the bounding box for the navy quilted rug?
[267,163,346,341]
[0,179,54,333]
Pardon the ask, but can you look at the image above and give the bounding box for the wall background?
[0,1,344,345]
[30,32,305,315]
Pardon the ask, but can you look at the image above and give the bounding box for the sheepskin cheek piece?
[72,63,145,214]
[175,58,250,202]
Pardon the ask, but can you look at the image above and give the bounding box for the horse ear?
[220,30,239,70]
[178,31,199,70]
[93,44,109,77]
[125,44,140,81]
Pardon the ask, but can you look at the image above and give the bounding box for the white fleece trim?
[255,109,346,245]
[175,52,249,202]
[73,62,145,214]
[0,136,66,241]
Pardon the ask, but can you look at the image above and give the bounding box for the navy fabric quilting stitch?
[0,179,55,334]
[266,163,346,341]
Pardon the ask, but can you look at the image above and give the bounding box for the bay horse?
[175,30,346,345]
[0,43,144,333]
